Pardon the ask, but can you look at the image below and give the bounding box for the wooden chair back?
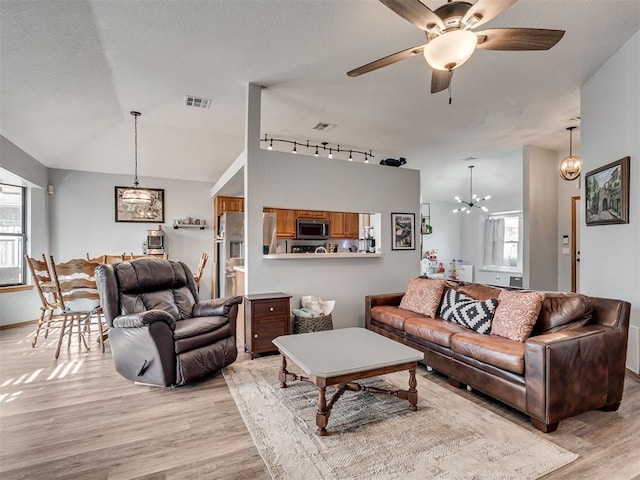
[25,254,59,308]
[127,253,169,260]
[194,252,209,286]
[104,254,125,264]
[86,254,107,263]
[49,257,101,312]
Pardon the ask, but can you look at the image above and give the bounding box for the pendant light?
[453,165,490,213]
[122,111,152,205]
[559,126,581,181]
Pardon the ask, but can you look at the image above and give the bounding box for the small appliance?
[296,218,330,240]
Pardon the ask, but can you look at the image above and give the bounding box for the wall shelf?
[173,224,207,230]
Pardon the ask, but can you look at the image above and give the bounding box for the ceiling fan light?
[423,30,477,71]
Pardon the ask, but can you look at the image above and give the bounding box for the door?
[571,196,580,292]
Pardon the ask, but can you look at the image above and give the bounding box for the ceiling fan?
[348,0,565,95]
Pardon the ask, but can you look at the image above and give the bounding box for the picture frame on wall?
[115,186,165,223]
[585,156,630,226]
[391,212,415,250]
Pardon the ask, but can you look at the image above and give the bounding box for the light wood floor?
[1,324,639,479]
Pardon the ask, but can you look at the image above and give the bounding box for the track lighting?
[260,135,374,163]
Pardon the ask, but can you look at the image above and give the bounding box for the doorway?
[571,196,580,292]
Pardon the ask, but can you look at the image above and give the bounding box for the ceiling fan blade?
[431,69,453,93]
[347,44,427,77]
[462,0,518,29]
[476,28,565,51]
[379,0,445,31]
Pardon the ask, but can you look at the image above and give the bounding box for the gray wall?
[581,30,639,372]
[420,201,462,273]
[557,162,581,292]
[0,136,49,326]
[48,169,215,300]
[523,146,559,291]
[245,150,421,328]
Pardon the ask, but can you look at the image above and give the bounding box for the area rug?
[223,356,577,480]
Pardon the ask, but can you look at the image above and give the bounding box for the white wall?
[48,169,216,300]
[420,201,462,273]
[0,136,49,326]
[581,30,639,372]
[557,158,581,293]
[523,146,559,291]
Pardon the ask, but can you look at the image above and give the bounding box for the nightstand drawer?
[253,300,289,319]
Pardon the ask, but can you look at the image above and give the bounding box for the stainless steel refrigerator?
[217,211,244,298]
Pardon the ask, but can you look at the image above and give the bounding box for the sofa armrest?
[525,324,626,424]
[113,310,176,329]
[365,293,404,329]
[192,296,243,317]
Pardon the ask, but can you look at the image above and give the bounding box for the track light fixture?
[261,134,374,163]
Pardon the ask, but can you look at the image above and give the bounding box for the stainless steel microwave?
[296,218,330,240]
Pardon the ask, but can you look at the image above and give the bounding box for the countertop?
[263,253,382,259]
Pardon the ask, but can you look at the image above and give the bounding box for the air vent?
[312,121,337,132]
[185,95,212,109]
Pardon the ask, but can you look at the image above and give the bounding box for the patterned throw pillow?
[439,288,498,334]
[491,290,545,342]
[399,278,446,318]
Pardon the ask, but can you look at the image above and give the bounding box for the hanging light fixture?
[121,111,152,205]
[559,126,581,181]
[453,165,490,213]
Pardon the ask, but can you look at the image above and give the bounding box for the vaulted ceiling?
[1,1,639,201]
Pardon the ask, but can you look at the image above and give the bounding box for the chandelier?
[559,126,581,181]
[121,111,152,205]
[453,165,490,213]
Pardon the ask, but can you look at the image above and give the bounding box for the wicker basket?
[293,314,333,334]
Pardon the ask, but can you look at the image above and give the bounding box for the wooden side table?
[244,292,291,359]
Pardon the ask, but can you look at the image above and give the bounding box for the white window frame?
[483,210,523,273]
[0,183,27,287]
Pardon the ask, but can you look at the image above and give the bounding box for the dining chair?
[86,254,107,263]
[49,256,104,359]
[25,254,63,348]
[193,252,209,290]
[104,254,125,264]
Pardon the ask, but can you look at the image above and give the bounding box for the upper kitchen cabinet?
[216,195,244,215]
[328,212,359,239]
[295,210,328,219]
[264,208,296,238]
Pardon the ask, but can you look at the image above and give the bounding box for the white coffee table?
[272,327,424,436]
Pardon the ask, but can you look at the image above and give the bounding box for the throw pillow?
[399,277,446,318]
[491,290,545,342]
[439,288,498,334]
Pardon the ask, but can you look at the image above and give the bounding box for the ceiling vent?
[312,121,337,132]
[185,95,212,109]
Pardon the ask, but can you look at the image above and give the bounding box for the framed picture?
[115,186,165,223]
[391,212,415,250]
[585,156,630,226]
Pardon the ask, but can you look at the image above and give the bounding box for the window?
[0,184,26,286]
[483,211,522,270]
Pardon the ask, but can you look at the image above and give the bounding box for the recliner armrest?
[193,296,243,317]
[112,310,176,329]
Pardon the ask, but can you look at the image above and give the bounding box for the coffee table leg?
[316,386,329,436]
[279,354,288,388]
[408,367,418,411]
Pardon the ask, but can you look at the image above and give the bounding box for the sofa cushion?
[532,292,593,334]
[370,305,427,330]
[404,317,470,348]
[457,283,503,300]
[491,290,545,342]
[439,288,498,334]
[450,332,526,375]
[399,277,446,318]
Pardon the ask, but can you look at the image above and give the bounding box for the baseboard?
[626,369,640,383]
[0,319,37,330]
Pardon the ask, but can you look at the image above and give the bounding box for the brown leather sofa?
[365,281,631,432]
[96,258,241,387]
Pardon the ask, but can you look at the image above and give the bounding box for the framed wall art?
[585,156,630,226]
[391,212,415,250]
[115,187,165,223]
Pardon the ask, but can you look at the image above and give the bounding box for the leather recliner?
[96,258,241,386]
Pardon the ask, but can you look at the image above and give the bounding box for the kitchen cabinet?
[295,210,328,219]
[244,292,291,359]
[328,211,360,239]
[216,195,244,215]
[264,208,296,238]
